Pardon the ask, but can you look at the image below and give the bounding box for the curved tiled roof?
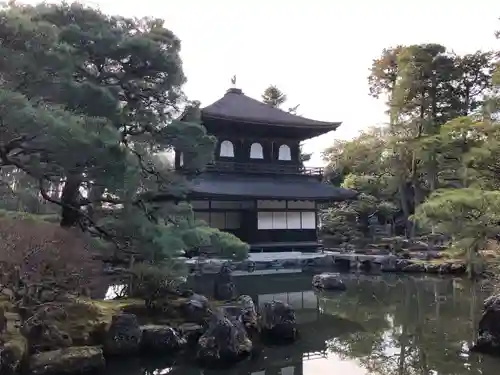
[188,173,357,201]
[201,88,341,130]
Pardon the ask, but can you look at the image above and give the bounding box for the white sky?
[23,0,500,165]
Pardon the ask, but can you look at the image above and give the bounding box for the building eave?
[201,112,341,131]
[185,173,357,202]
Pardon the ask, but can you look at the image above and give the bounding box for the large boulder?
[178,323,205,345]
[220,295,259,337]
[1,311,27,375]
[25,322,73,353]
[181,293,211,324]
[1,341,26,375]
[312,273,346,291]
[140,325,187,354]
[29,346,105,375]
[423,263,441,274]
[380,255,398,272]
[18,305,72,354]
[104,313,142,356]
[449,262,467,275]
[213,264,237,301]
[196,311,252,367]
[472,295,500,354]
[259,300,297,343]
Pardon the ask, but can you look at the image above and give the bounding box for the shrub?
[128,261,187,309]
[0,217,102,309]
[182,224,249,260]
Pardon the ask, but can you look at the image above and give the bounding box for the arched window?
[179,152,184,166]
[278,144,291,161]
[250,143,263,159]
[220,140,234,157]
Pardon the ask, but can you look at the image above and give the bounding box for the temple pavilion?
[175,87,356,252]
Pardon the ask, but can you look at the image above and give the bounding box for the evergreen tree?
[262,85,287,108]
[0,2,248,269]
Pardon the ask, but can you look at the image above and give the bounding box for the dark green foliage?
[261,85,287,108]
[322,38,500,273]
[0,1,248,287]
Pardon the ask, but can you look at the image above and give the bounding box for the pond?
[103,272,500,375]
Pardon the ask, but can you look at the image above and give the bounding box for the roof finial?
[231,74,237,87]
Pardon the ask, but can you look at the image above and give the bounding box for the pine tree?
[0,2,249,268]
[262,85,287,108]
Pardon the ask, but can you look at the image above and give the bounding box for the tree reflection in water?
[323,274,498,375]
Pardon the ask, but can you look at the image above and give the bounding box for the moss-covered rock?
[28,346,105,375]
[196,312,252,367]
[103,313,142,356]
[1,311,27,374]
[2,294,225,373]
[60,298,145,346]
[405,259,467,275]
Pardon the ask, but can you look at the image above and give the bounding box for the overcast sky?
[23,0,500,166]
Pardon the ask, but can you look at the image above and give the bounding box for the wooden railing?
[202,161,324,177]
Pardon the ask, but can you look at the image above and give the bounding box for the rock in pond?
[238,295,258,332]
[312,273,347,291]
[401,262,426,273]
[260,300,297,343]
[141,325,187,354]
[220,295,259,339]
[214,264,237,301]
[182,293,211,324]
[472,294,500,355]
[104,313,142,356]
[196,311,252,367]
[29,346,105,375]
[178,323,205,345]
[449,262,467,274]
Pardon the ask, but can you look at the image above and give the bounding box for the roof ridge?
[200,88,341,130]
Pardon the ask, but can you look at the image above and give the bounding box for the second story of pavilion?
[175,87,341,179]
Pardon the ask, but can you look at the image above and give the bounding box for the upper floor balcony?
[201,160,324,178]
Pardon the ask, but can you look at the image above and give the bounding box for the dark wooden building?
[175,87,356,252]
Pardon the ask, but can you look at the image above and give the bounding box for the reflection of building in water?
[184,273,360,375]
[303,351,328,361]
[247,290,329,375]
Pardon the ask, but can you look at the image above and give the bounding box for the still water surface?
[104,272,500,375]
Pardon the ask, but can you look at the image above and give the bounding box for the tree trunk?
[60,172,83,228]
[463,84,471,116]
[398,181,412,237]
[427,70,439,191]
[410,95,426,237]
